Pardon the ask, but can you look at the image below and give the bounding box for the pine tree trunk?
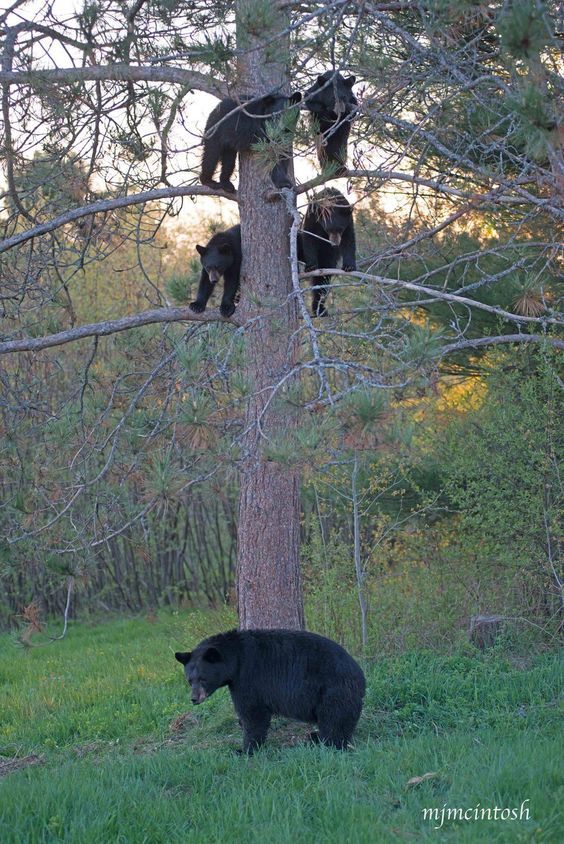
[235,3,304,630]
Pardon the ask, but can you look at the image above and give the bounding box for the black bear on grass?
[191,224,241,317]
[175,629,365,754]
[299,188,356,317]
[200,92,302,193]
[304,71,357,175]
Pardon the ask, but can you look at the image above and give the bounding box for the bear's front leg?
[340,223,357,272]
[190,271,214,313]
[220,269,240,318]
[239,709,271,755]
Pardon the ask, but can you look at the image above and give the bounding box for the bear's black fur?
[304,71,357,175]
[200,92,302,193]
[175,628,365,754]
[191,224,241,317]
[298,188,356,317]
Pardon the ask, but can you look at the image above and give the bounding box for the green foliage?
[111,128,154,162]
[237,0,282,48]
[251,104,300,175]
[173,335,207,373]
[372,222,560,372]
[179,394,213,427]
[44,554,80,578]
[507,83,558,162]
[147,90,168,123]
[264,414,338,467]
[10,152,90,217]
[303,530,361,644]
[144,450,184,499]
[336,388,388,432]
[460,76,559,168]
[497,0,552,60]
[77,2,102,38]
[443,352,562,607]
[201,35,235,68]
[167,271,196,305]
[265,106,300,144]
[400,323,445,365]
[299,346,562,651]
[303,519,514,655]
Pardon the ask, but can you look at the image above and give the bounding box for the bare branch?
[0,306,240,355]
[302,269,564,327]
[0,186,238,254]
[440,334,564,354]
[0,64,227,97]
[297,170,530,205]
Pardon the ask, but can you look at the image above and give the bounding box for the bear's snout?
[191,687,208,705]
[328,231,342,246]
[207,269,221,283]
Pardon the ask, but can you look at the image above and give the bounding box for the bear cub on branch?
[175,629,365,755]
[200,92,302,193]
[304,71,357,175]
[299,188,356,317]
[190,224,241,317]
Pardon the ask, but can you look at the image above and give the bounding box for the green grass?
[0,612,562,843]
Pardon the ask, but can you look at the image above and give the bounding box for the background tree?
[1,0,562,632]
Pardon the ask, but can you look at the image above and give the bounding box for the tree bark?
[235,2,304,630]
[236,155,304,630]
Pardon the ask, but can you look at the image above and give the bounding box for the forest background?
[0,0,562,651]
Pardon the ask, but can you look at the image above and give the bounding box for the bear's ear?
[345,76,356,87]
[202,646,222,663]
[317,73,330,85]
[175,651,192,665]
[289,91,302,105]
[195,245,207,256]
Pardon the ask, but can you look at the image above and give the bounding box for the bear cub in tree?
[191,224,241,317]
[200,92,302,193]
[299,188,356,317]
[175,628,365,754]
[304,71,357,175]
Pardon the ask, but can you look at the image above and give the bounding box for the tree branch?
[303,269,564,327]
[0,186,238,254]
[0,64,227,97]
[439,334,564,354]
[0,306,240,355]
[296,170,527,204]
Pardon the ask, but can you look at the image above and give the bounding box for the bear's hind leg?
[200,139,223,190]
[311,275,330,317]
[219,148,237,193]
[321,122,350,177]
[316,692,362,750]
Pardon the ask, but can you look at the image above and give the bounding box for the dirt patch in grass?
[169,712,199,734]
[0,754,44,778]
[72,740,113,758]
[264,719,314,748]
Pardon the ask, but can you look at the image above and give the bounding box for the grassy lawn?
[0,612,562,843]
